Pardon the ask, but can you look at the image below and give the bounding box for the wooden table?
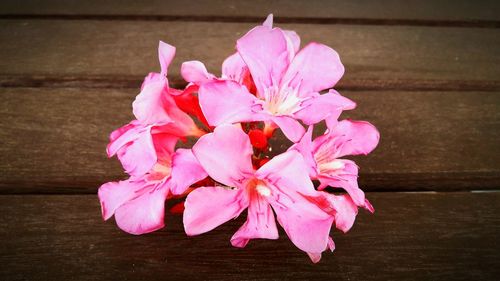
[1,1,499,280]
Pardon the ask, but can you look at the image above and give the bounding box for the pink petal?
[160,94,202,137]
[236,25,290,95]
[108,124,157,177]
[198,80,265,126]
[262,14,273,27]
[328,194,359,233]
[98,179,147,220]
[256,150,315,196]
[294,91,356,125]
[183,186,248,235]
[141,72,162,90]
[222,52,248,82]
[317,159,367,206]
[150,131,178,161]
[114,185,169,235]
[282,42,344,97]
[134,75,200,135]
[181,60,215,84]
[289,126,318,178]
[107,121,141,157]
[270,115,305,143]
[192,125,254,187]
[328,120,380,157]
[307,252,322,263]
[284,30,301,54]
[158,41,175,76]
[307,236,335,263]
[168,149,208,195]
[132,79,172,125]
[231,194,279,248]
[272,197,333,254]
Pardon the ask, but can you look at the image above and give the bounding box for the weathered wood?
[0,192,498,280]
[0,20,499,90]
[1,0,499,23]
[1,87,499,193]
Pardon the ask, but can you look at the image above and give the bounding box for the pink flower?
[292,120,380,209]
[133,41,203,136]
[183,125,336,261]
[106,120,180,177]
[107,41,206,177]
[197,16,355,142]
[98,148,207,235]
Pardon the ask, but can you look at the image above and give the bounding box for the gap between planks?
[1,14,499,28]
[1,75,500,92]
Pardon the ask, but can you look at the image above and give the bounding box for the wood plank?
[0,192,498,280]
[1,0,499,22]
[1,87,499,193]
[0,20,499,89]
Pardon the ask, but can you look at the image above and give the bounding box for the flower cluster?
[98,14,379,263]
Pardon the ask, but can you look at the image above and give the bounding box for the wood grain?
[0,20,499,90]
[1,87,499,193]
[0,192,498,280]
[1,0,499,23]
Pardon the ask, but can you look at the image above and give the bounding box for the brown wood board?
[0,192,498,280]
[0,20,499,91]
[1,0,499,24]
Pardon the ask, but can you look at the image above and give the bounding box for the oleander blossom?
[98,14,380,263]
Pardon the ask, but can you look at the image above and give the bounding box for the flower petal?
[289,126,318,178]
[199,80,264,126]
[317,159,367,207]
[328,194,359,233]
[256,150,315,196]
[222,52,246,81]
[327,120,380,157]
[284,30,300,54]
[158,41,175,76]
[161,94,202,136]
[168,149,208,195]
[262,14,273,27]
[108,124,157,177]
[183,186,248,235]
[141,72,162,90]
[307,236,335,263]
[114,185,169,235]
[98,179,147,220]
[294,91,356,125]
[193,125,254,187]
[231,194,279,248]
[272,196,333,255]
[282,42,344,97]
[132,79,172,125]
[270,115,305,143]
[236,25,290,95]
[181,60,215,84]
[150,130,178,161]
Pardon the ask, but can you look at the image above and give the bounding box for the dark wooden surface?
[1,20,499,89]
[0,193,499,281]
[1,0,499,23]
[0,1,499,280]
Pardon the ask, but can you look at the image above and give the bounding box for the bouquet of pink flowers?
[98,14,379,263]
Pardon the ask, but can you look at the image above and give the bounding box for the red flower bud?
[248,129,268,150]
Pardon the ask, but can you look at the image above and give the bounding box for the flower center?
[262,85,302,115]
[246,178,272,198]
[255,183,272,197]
[146,161,172,182]
[318,160,345,173]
